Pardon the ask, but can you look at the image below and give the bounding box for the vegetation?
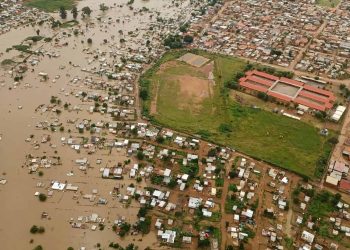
[24,0,75,12]
[38,193,47,202]
[59,6,67,19]
[99,3,109,12]
[25,36,44,42]
[30,225,45,234]
[164,35,183,49]
[315,0,340,8]
[61,20,79,28]
[12,45,32,53]
[141,50,333,177]
[71,7,78,19]
[307,191,340,218]
[118,222,131,237]
[135,216,151,234]
[82,6,92,17]
[1,59,15,66]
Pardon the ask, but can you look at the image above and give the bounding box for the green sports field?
[24,0,75,12]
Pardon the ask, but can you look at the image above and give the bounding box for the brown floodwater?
[0,0,194,249]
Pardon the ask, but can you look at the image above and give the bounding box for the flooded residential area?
[1,0,350,250]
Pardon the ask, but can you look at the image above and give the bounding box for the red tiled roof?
[249,75,274,87]
[251,70,279,81]
[302,84,335,100]
[294,97,326,111]
[239,70,335,111]
[298,90,329,104]
[280,77,304,87]
[239,81,268,93]
[339,179,350,191]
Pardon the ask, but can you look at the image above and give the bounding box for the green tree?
[82,6,92,16]
[156,136,165,144]
[71,7,78,19]
[137,151,144,160]
[30,225,39,234]
[183,35,194,43]
[139,89,148,100]
[38,193,47,202]
[59,7,67,19]
[99,3,109,12]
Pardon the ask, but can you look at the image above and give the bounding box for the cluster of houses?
[296,51,349,80]
[292,183,350,250]
[325,160,350,194]
[258,167,292,248]
[189,0,326,67]
[186,0,350,80]
[298,1,350,79]
[0,0,51,35]
[70,213,105,231]
[225,157,262,245]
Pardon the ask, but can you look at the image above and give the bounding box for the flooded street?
[0,0,197,249]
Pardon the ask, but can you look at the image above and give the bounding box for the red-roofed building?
[280,77,304,87]
[239,70,335,111]
[339,179,350,193]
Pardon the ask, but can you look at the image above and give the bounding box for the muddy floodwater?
[0,0,195,249]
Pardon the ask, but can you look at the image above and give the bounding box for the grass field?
[141,50,334,178]
[315,0,340,7]
[24,0,75,11]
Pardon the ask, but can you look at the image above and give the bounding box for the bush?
[328,137,339,145]
[135,216,151,234]
[229,184,237,192]
[136,151,144,160]
[139,89,148,100]
[164,34,183,49]
[38,193,47,202]
[198,238,210,247]
[30,225,39,234]
[137,207,148,217]
[218,123,232,133]
[119,222,131,237]
[167,179,177,189]
[183,35,194,43]
[156,136,165,144]
[257,92,269,101]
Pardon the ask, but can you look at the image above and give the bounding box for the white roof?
[164,168,171,177]
[51,182,66,190]
[242,209,254,218]
[325,175,339,186]
[188,197,202,209]
[301,230,315,244]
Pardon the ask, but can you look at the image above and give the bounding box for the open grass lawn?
[141,50,334,178]
[24,0,75,12]
[316,0,340,7]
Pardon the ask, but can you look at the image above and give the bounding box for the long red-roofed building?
[239,70,335,111]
